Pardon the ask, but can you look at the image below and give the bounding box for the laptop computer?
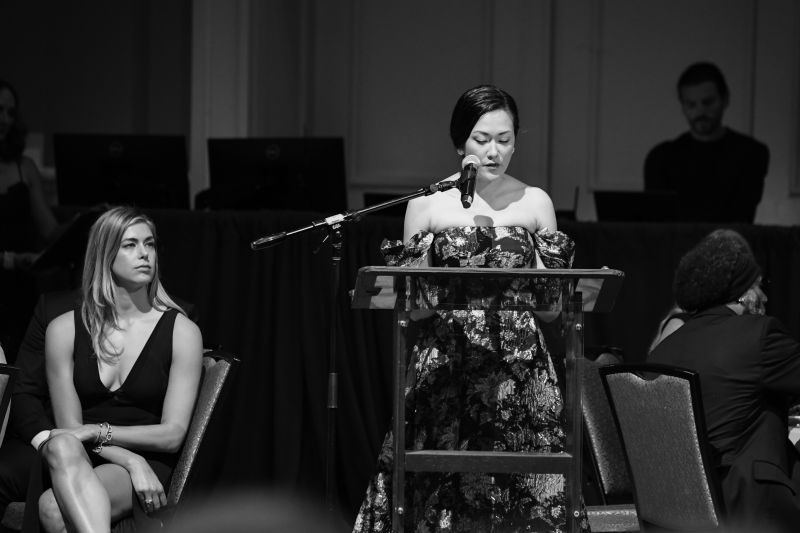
[54,134,189,209]
[205,137,347,212]
[594,190,679,222]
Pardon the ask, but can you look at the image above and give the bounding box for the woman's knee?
[38,489,65,532]
[40,433,86,470]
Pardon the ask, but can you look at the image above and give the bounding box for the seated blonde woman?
[31,206,202,533]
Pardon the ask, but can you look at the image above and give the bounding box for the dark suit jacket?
[649,305,800,531]
[10,290,79,444]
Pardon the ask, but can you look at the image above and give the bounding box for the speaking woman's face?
[462,108,515,180]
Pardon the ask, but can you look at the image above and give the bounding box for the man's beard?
[691,117,721,136]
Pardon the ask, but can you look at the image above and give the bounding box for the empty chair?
[599,363,724,532]
[582,355,637,532]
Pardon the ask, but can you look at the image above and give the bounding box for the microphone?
[459,155,480,208]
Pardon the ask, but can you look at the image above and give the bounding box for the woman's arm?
[22,157,59,244]
[45,311,83,430]
[402,194,437,320]
[101,314,203,453]
[403,195,432,243]
[95,445,169,510]
[528,186,557,234]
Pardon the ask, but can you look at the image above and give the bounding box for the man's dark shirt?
[644,128,769,223]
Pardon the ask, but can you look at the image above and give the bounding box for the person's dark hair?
[673,229,760,312]
[449,85,519,150]
[0,79,27,161]
[676,62,729,101]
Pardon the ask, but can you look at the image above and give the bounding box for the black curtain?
[141,209,800,524]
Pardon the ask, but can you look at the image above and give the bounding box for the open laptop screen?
[54,134,189,209]
[594,190,679,222]
[207,137,347,213]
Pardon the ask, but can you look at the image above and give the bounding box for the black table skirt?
[43,208,800,522]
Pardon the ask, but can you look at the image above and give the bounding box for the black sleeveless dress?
[23,309,179,532]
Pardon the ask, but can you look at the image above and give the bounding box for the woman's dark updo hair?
[449,85,519,151]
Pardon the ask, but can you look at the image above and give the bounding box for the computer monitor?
[54,134,189,209]
[594,190,679,222]
[205,137,347,212]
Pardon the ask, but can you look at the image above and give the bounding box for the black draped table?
[121,209,800,522]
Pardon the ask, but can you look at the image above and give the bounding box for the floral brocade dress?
[353,226,583,533]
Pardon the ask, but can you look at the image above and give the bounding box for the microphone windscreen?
[462,154,480,169]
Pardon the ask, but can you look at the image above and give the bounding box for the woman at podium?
[353,86,579,531]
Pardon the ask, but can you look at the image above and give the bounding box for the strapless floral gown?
[353,226,582,533]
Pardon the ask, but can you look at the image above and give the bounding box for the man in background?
[644,62,769,223]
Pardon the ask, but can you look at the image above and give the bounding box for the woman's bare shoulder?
[48,310,75,331]
[508,180,556,231]
[46,310,76,348]
[173,312,202,347]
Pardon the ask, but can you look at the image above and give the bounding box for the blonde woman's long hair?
[81,206,185,363]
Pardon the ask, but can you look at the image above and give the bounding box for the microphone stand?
[250,177,459,512]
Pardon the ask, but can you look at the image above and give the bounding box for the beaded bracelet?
[92,422,113,453]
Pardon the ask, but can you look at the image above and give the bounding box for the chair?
[158,350,239,516]
[0,364,21,528]
[0,364,19,447]
[581,355,638,532]
[599,363,725,532]
[0,351,238,531]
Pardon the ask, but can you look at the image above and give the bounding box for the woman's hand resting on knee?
[124,454,167,513]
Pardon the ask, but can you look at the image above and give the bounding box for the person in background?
[644,62,769,223]
[0,291,78,523]
[30,206,202,532]
[649,229,800,532]
[0,78,60,362]
[648,304,689,353]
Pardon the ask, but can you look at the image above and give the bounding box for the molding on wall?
[541,0,555,191]
[189,0,252,202]
[348,0,362,197]
[482,0,495,81]
[586,0,603,190]
[793,0,800,195]
[743,0,758,135]
[586,0,605,191]
[189,0,212,196]
[236,0,251,136]
[299,0,313,135]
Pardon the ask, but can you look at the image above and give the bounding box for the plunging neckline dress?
[24,308,180,533]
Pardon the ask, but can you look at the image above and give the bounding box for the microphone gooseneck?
[459,154,480,209]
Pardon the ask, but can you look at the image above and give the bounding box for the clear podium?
[352,266,624,533]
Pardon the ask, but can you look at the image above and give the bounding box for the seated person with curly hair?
[650,229,800,532]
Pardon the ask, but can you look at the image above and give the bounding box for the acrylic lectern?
[352,266,624,533]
